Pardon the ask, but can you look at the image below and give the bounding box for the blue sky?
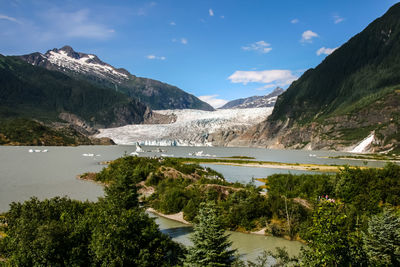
[0,0,398,107]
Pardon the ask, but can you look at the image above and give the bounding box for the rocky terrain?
[220,87,284,109]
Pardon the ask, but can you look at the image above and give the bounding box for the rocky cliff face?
[20,46,214,111]
[231,3,400,153]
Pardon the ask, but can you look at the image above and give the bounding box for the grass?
[176,157,369,173]
[221,156,256,159]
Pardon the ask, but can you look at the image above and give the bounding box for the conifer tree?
[363,208,400,266]
[184,202,236,267]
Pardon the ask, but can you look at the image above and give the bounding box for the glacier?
[95,108,273,146]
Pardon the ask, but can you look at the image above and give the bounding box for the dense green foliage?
[0,55,147,128]
[363,208,400,265]
[95,156,223,184]
[0,172,184,266]
[300,201,366,266]
[184,202,236,266]
[270,3,400,123]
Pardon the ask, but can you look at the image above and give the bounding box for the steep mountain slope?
[0,55,153,145]
[231,3,400,152]
[20,46,214,111]
[0,55,149,128]
[220,87,284,109]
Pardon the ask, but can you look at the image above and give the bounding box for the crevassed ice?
[96,108,273,146]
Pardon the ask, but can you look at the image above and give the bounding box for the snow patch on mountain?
[221,87,284,109]
[47,50,128,81]
[235,95,278,108]
[95,108,273,146]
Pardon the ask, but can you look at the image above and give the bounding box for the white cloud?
[0,14,21,24]
[170,21,176,26]
[198,95,228,108]
[147,54,166,60]
[242,40,272,54]
[316,46,337,56]
[333,15,344,24]
[301,30,318,43]
[220,15,225,19]
[0,14,19,23]
[228,70,298,88]
[291,18,299,24]
[209,9,214,16]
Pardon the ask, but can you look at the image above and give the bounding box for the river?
[0,145,385,260]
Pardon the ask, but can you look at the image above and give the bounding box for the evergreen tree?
[185,202,236,267]
[103,173,139,210]
[363,208,400,266]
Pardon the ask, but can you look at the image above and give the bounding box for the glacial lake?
[0,145,388,260]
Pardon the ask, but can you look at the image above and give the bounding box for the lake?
[0,145,385,260]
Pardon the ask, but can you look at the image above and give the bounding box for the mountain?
[0,54,155,145]
[20,46,214,111]
[231,3,400,153]
[220,87,284,109]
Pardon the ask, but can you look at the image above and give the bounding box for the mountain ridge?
[20,46,214,111]
[220,87,284,109]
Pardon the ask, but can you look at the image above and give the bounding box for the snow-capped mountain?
[220,87,284,109]
[95,107,273,146]
[19,46,214,111]
[21,46,129,84]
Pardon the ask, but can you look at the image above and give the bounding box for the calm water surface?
[0,145,386,260]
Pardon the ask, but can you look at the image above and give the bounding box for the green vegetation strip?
[221,156,256,159]
[328,154,400,162]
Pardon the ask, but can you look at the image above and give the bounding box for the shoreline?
[332,157,400,163]
[147,207,301,241]
[147,208,191,225]
[197,161,345,172]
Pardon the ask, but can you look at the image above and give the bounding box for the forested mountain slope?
[231,3,400,153]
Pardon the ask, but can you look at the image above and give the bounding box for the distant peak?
[60,45,75,53]
[50,45,80,60]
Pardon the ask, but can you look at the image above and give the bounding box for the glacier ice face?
[95,108,273,146]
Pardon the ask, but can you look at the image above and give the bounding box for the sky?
[0,0,398,108]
